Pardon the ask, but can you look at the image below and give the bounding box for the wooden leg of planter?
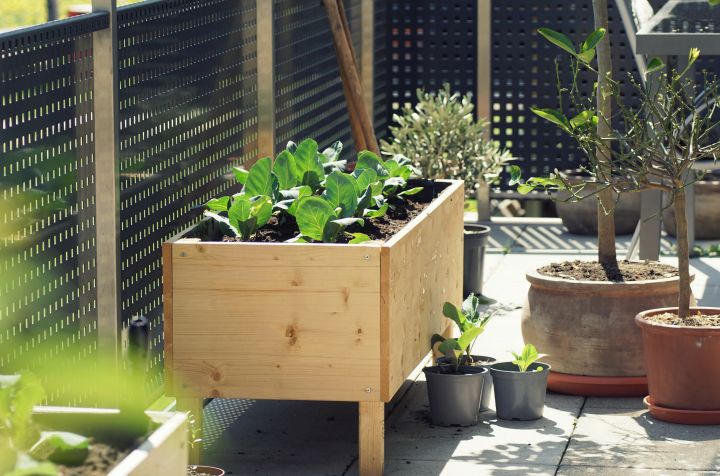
[177,397,204,465]
[358,401,384,476]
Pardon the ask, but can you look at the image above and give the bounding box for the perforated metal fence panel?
[491,0,641,176]
[274,0,363,157]
[373,0,389,138]
[0,14,108,401]
[117,0,259,391]
[385,0,477,120]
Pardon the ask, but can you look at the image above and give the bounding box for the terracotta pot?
[522,267,693,378]
[636,307,720,416]
[662,172,720,239]
[555,171,640,236]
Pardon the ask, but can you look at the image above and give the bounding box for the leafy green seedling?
[293,196,364,243]
[511,344,547,372]
[205,194,273,241]
[438,327,484,373]
[432,293,497,363]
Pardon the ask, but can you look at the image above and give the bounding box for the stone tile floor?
[199,218,720,475]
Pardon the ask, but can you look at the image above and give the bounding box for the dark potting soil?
[58,441,132,476]
[643,312,720,327]
[220,198,429,244]
[538,260,678,282]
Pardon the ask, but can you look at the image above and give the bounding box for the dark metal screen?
[0,13,108,401]
[385,0,477,119]
[273,0,362,156]
[373,0,388,138]
[117,0,259,390]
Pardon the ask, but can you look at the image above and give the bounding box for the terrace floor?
[198,217,720,475]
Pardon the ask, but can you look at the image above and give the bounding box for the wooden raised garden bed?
[163,179,463,475]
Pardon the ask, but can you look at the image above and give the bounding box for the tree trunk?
[674,188,691,318]
[592,0,617,267]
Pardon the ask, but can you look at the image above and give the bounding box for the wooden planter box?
[33,408,188,476]
[163,179,464,475]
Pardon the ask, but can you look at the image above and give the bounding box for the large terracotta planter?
[636,307,720,424]
[522,267,692,396]
[662,172,720,239]
[555,172,640,235]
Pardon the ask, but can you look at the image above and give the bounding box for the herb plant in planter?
[509,10,692,397]
[163,138,464,474]
[432,293,498,411]
[381,84,513,296]
[490,345,550,421]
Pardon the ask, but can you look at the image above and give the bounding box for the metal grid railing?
[0,13,108,402]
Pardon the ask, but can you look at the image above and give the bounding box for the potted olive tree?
[381,84,513,295]
[509,0,691,397]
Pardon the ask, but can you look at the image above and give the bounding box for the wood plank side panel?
[382,181,464,401]
[170,243,382,402]
[162,242,174,394]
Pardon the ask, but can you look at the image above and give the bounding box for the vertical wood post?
[359,401,384,476]
[257,0,275,158]
[476,0,492,125]
[361,0,374,121]
[92,0,121,365]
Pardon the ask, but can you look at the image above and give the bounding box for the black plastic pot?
[490,361,550,421]
[435,355,496,411]
[423,365,487,426]
[463,224,490,296]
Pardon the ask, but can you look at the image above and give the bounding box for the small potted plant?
[432,293,498,411]
[423,327,487,427]
[381,84,513,295]
[186,412,224,476]
[490,345,550,421]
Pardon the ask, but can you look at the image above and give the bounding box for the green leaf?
[577,49,596,64]
[29,431,89,466]
[348,232,371,244]
[232,167,249,185]
[537,28,576,55]
[204,211,241,237]
[295,197,335,241]
[354,168,378,191]
[442,302,469,332]
[9,373,44,450]
[6,458,57,476]
[530,107,571,132]
[285,186,313,216]
[569,110,596,129]
[457,327,483,353]
[710,0,720,6]
[511,344,545,372]
[323,171,358,218]
[244,157,273,197]
[273,150,298,190]
[398,186,423,197]
[581,28,605,53]
[517,184,535,195]
[509,165,523,186]
[294,139,324,189]
[356,186,373,217]
[356,151,389,177]
[250,196,273,227]
[364,202,389,219]
[438,339,463,362]
[205,196,230,212]
[646,57,665,75]
[321,141,343,162]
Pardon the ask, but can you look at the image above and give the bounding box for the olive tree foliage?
[381,84,513,197]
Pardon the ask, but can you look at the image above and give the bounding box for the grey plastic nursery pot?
[463,224,490,296]
[423,365,487,426]
[435,355,496,411]
[490,361,550,421]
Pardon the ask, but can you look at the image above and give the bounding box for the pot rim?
[423,365,489,376]
[635,307,720,334]
[526,264,691,292]
[464,224,491,235]
[489,361,551,374]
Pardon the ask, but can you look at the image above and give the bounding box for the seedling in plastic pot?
[511,344,547,372]
[437,327,484,373]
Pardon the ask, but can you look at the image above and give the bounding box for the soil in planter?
[643,312,720,327]
[58,441,133,476]
[218,198,430,243]
[538,260,678,282]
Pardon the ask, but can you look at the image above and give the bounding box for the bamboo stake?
[323,0,379,154]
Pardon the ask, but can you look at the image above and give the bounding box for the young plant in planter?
[490,344,550,421]
[507,16,697,397]
[381,85,513,296]
[432,293,498,411]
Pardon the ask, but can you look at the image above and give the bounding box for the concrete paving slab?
[558,465,717,475]
[562,404,720,472]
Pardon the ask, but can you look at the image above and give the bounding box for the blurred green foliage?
[0,0,140,30]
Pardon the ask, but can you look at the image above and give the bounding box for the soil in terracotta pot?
[642,311,720,327]
[538,260,678,282]
[218,197,429,243]
[58,441,132,476]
